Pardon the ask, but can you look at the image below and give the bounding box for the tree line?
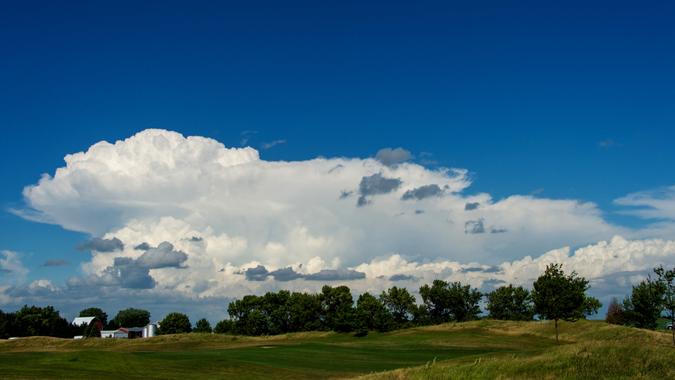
[605,265,675,344]
[1,264,673,343]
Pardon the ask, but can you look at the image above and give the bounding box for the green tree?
[487,285,534,321]
[112,308,150,328]
[193,318,212,333]
[419,280,482,323]
[13,305,71,337]
[379,287,416,327]
[228,295,271,335]
[320,285,355,332]
[531,264,596,343]
[654,265,674,345]
[159,312,192,334]
[0,310,17,339]
[262,290,292,334]
[582,296,602,318]
[213,319,234,334]
[288,292,323,332]
[605,297,625,325]
[355,292,394,332]
[623,275,665,330]
[78,307,108,326]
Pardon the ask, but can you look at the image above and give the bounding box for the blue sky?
[1,1,674,320]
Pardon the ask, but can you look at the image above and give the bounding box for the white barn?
[72,316,96,327]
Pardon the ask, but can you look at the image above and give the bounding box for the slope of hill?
[0,320,672,379]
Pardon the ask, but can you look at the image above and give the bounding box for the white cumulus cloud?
[6,129,671,312]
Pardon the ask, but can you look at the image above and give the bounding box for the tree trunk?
[672,315,674,346]
[555,319,559,343]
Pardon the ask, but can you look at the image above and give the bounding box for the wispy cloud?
[240,130,258,146]
[261,139,287,150]
[42,259,69,267]
[598,139,621,149]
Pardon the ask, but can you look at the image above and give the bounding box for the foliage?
[320,285,356,332]
[419,280,482,323]
[287,292,323,332]
[623,275,665,329]
[653,265,675,344]
[213,319,234,334]
[605,297,625,325]
[486,285,534,321]
[531,264,595,342]
[78,307,108,326]
[159,312,192,334]
[354,292,394,332]
[193,318,212,333]
[112,308,151,328]
[379,286,416,327]
[581,296,602,317]
[0,305,71,338]
[0,310,17,339]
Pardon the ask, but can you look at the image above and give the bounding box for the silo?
[146,323,157,337]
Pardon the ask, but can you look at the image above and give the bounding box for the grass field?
[0,320,672,379]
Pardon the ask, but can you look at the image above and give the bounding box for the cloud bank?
[4,129,674,318]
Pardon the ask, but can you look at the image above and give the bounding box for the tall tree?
[288,292,323,332]
[320,285,355,332]
[112,308,151,328]
[79,307,108,326]
[159,312,192,334]
[487,285,534,321]
[623,275,665,330]
[654,265,675,345]
[379,287,416,327]
[531,263,596,343]
[262,290,292,335]
[355,292,393,332]
[228,295,270,336]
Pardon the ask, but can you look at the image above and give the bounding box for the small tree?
[531,264,595,343]
[654,265,675,345]
[159,312,192,334]
[487,285,534,321]
[605,297,625,325]
[193,318,212,333]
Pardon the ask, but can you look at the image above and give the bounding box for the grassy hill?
[0,320,672,379]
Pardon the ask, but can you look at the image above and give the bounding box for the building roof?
[72,316,96,326]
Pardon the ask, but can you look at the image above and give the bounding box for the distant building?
[101,328,129,339]
[72,316,97,327]
[100,323,159,339]
[72,316,104,339]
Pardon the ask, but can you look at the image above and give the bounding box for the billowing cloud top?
[7,129,674,310]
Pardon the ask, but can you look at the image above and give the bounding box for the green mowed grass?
[0,320,671,379]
